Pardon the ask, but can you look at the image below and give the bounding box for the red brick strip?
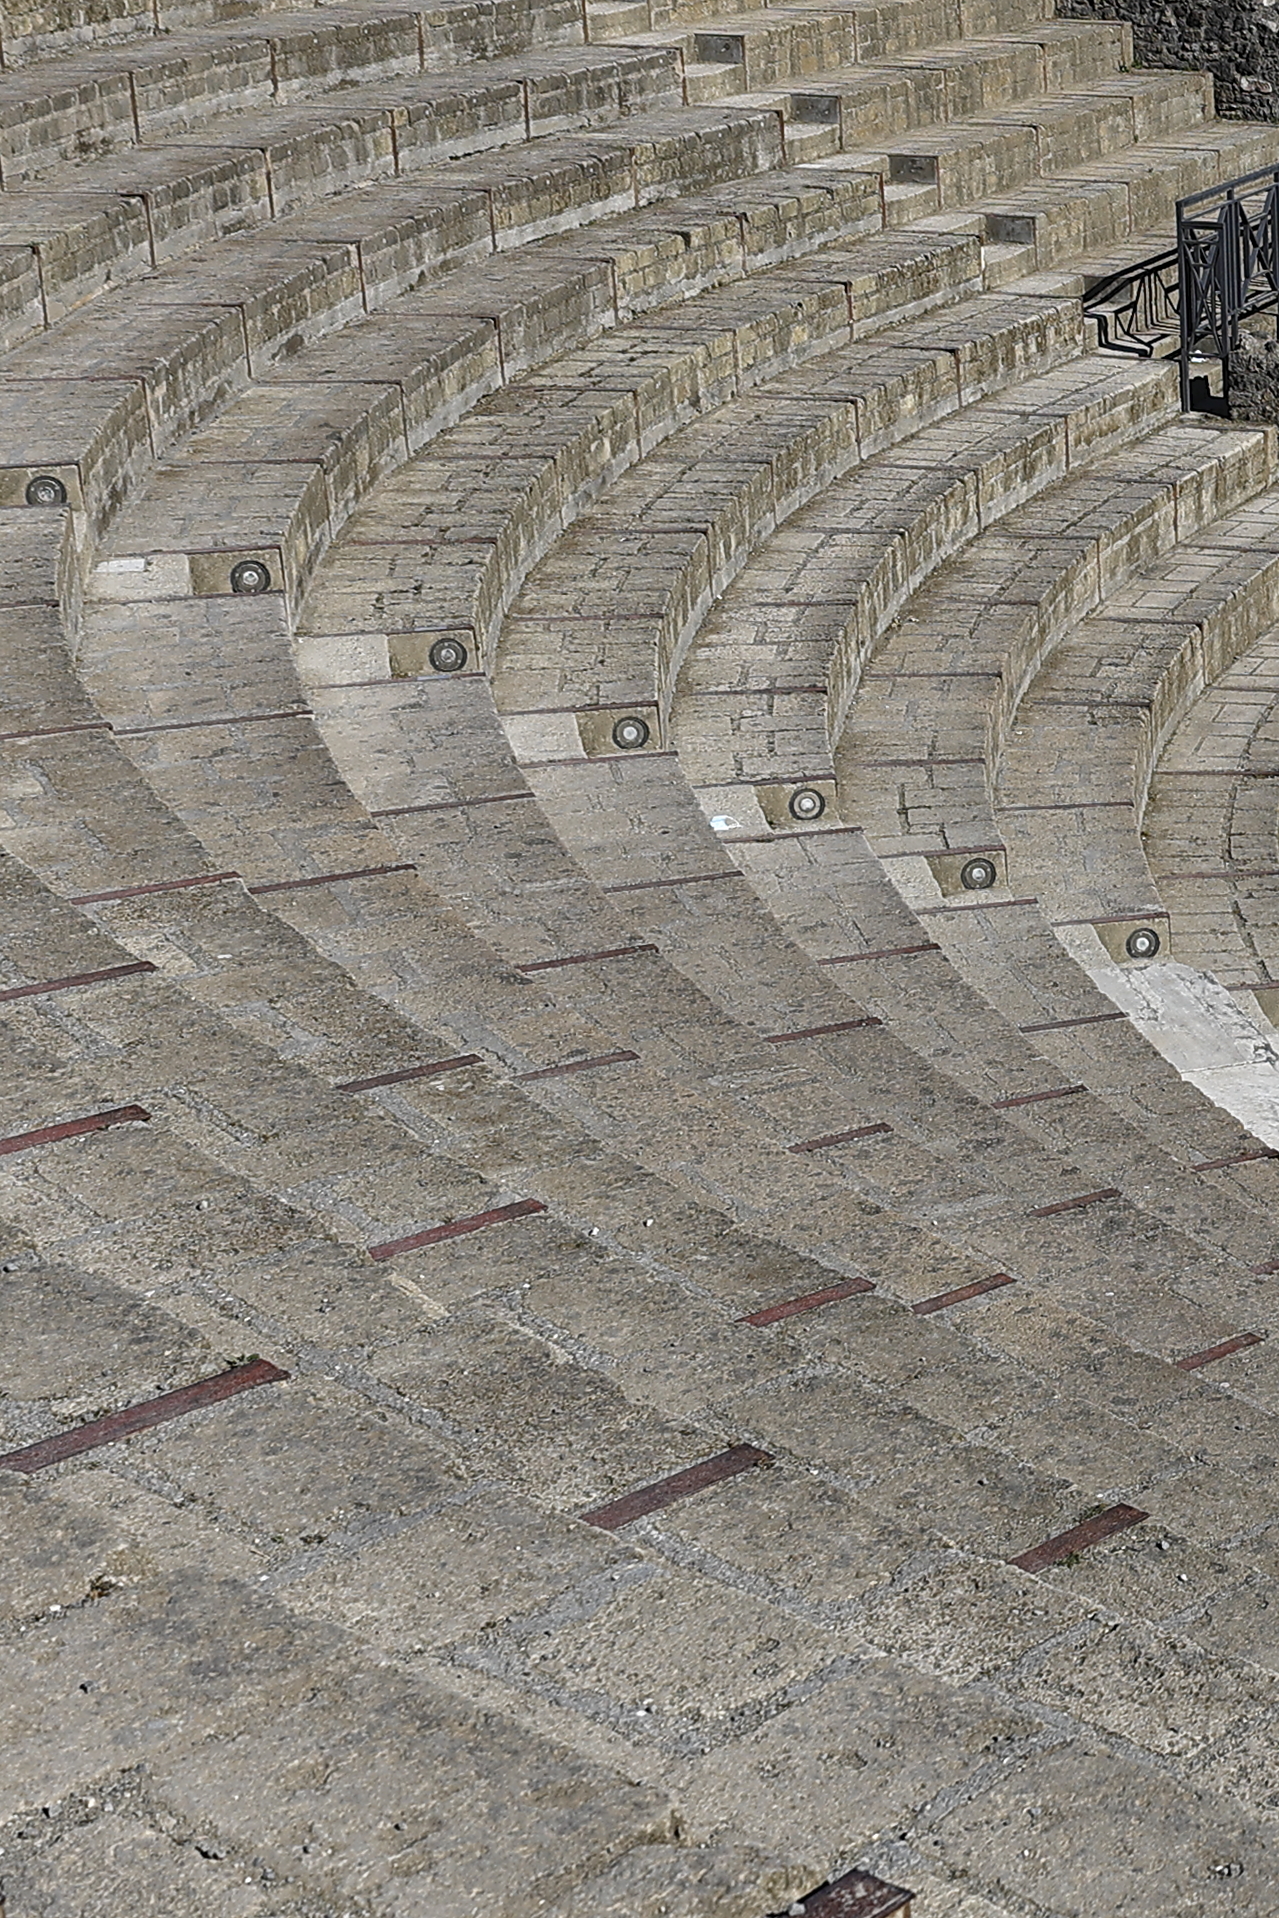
[603,870,743,893]
[581,1443,772,1531]
[992,1085,1086,1110]
[337,1056,481,1092]
[1009,1503,1148,1573]
[0,721,112,742]
[1028,1186,1120,1217]
[518,1050,639,1081]
[368,1197,546,1261]
[0,1104,150,1158]
[1191,1149,1279,1172]
[69,871,239,905]
[788,1122,892,1153]
[786,1867,914,1918]
[515,945,658,972]
[0,961,156,1003]
[817,943,940,965]
[764,1017,881,1043]
[0,1359,288,1474]
[1020,1010,1124,1033]
[372,792,532,816]
[1157,867,1279,881]
[741,1277,874,1325]
[917,896,1038,915]
[248,863,415,895]
[116,708,310,736]
[912,1273,1016,1315]
[1176,1333,1264,1371]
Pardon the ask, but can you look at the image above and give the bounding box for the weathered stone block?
[1228,331,1279,426]
[0,65,136,183]
[0,191,152,322]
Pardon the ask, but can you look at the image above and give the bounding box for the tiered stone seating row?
[1144,626,1279,1008]
[8,0,1279,1906]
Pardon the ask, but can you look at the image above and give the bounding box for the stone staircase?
[6,0,1279,1911]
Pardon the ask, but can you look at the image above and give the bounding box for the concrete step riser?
[836,426,1277,869]
[999,439,1279,771]
[82,182,885,615]
[1,41,679,189]
[1,107,800,554]
[779,36,1160,159]
[0,59,688,341]
[0,0,584,75]
[382,238,985,675]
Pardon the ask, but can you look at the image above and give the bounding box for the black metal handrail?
[1177,164,1279,409]
[1079,165,1279,409]
[1083,248,1180,358]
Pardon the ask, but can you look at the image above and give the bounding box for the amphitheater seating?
[9,0,1279,1908]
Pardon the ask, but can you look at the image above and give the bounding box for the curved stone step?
[84,173,891,614]
[0,100,800,551]
[1144,624,1279,1002]
[0,0,583,81]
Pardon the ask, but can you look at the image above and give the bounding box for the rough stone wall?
[1056,0,1279,121]
[1228,332,1279,421]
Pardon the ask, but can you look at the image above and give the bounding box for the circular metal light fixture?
[229,558,271,595]
[428,636,468,673]
[960,856,997,891]
[611,714,650,751]
[25,474,67,507]
[1125,925,1161,960]
[788,786,826,821]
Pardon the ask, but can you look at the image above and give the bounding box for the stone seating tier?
[8,0,1279,1907]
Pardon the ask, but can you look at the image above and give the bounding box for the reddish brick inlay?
[338,1055,481,1092]
[1028,1187,1120,1217]
[784,1867,914,1918]
[368,1197,546,1261]
[372,792,532,817]
[817,943,940,965]
[1191,1149,1279,1172]
[0,721,112,742]
[1157,868,1279,882]
[1009,1503,1148,1573]
[581,1443,772,1531]
[764,1017,881,1043]
[603,871,742,893]
[992,1085,1086,1110]
[1176,1333,1264,1371]
[917,896,1038,915]
[1020,1011,1125,1033]
[515,944,658,972]
[518,1050,639,1081]
[116,708,310,736]
[249,863,415,895]
[69,871,239,905]
[0,1359,288,1474]
[0,961,156,1003]
[742,1277,874,1325]
[0,1104,150,1158]
[788,1122,892,1153]
[912,1273,1016,1315]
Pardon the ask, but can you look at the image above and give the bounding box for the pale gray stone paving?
[817,426,1279,1174]
[304,659,1279,1316]
[1145,628,1279,987]
[9,0,1279,1904]
[997,494,1279,955]
[2,927,1273,1907]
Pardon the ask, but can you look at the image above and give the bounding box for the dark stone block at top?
[774,1868,913,1918]
[1057,0,1279,122]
